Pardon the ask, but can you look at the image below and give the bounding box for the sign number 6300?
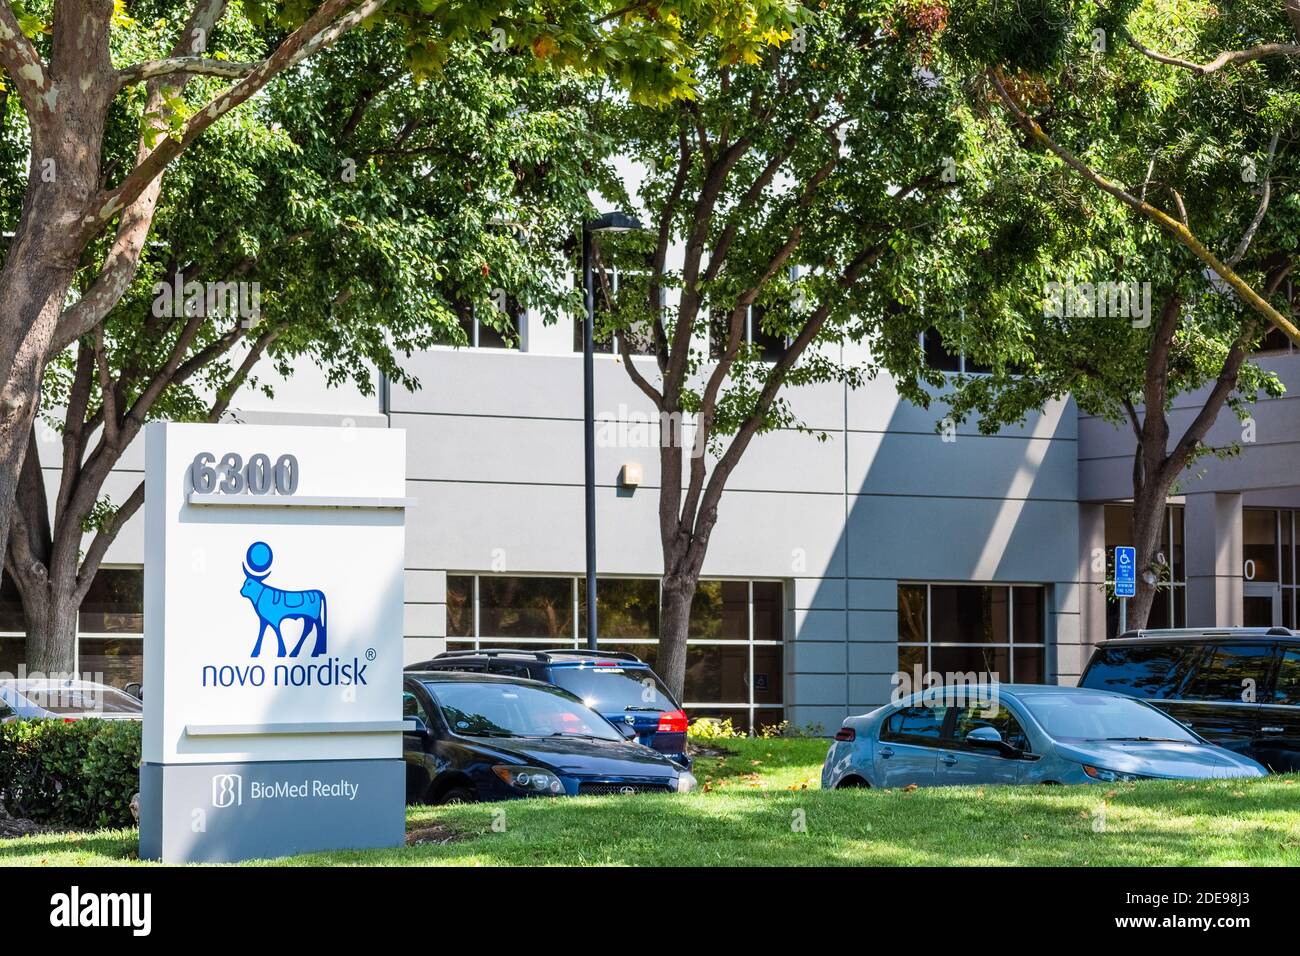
[189,452,299,496]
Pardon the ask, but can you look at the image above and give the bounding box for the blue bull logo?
[239,541,327,658]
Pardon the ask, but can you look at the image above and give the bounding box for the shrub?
[687,717,745,740]
[0,719,141,828]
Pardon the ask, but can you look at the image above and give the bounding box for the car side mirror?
[405,716,429,736]
[125,682,143,701]
[965,726,1004,748]
[617,722,639,740]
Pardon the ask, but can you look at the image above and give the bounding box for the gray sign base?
[140,758,405,863]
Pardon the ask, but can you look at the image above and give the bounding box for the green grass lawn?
[4,737,1299,866]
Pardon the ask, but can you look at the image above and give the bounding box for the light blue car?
[822,684,1267,789]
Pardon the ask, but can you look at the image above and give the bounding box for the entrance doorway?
[1243,582,1282,627]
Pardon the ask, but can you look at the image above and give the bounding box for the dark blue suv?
[406,649,691,767]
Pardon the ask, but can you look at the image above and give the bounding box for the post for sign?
[1114,546,1136,637]
[139,423,412,863]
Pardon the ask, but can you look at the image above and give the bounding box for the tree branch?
[0,1,52,118]
[115,56,259,89]
[990,67,1300,345]
[1122,30,1300,76]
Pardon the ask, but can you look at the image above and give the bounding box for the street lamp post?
[582,211,643,651]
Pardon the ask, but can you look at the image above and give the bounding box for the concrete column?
[1078,503,1108,643]
[1185,491,1243,627]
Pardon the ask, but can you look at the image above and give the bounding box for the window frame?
[897,582,1049,685]
[445,573,784,731]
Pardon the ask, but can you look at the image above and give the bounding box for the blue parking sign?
[1114,546,1136,598]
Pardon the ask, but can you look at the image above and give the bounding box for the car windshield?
[15,685,142,716]
[1020,692,1197,743]
[424,681,622,741]
[551,666,674,712]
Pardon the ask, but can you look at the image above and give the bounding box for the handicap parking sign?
[1114,546,1136,598]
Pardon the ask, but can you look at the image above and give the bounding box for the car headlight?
[674,770,698,793]
[1082,764,1140,783]
[493,765,565,795]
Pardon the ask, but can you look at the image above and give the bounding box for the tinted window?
[1272,647,1300,706]
[1020,692,1197,742]
[954,704,1031,753]
[551,666,675,711]
[19,685,142,716]
[425,680,621,740]
[881,705,949,745]
[402,690,429,722]
[1082,644,1195,699]
[1181,644,1271,703]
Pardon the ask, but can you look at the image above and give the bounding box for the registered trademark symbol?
[365,648,377,662]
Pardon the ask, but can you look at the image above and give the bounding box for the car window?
[551,666,675,712]
[490,662,533,679]
[880,705,949,746]
[1081,643,1196,699]
[20,686,142,715]
[1180,644,1272,703]
[424,680,622,741]
[402,690,430,723]
[953,704,1031,753]
[1019,692,1198,742]
[1273,648,1300,706]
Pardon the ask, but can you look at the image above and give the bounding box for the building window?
[574,266,658,355]
[709,304,787,362]
[441,294,523,349]
[1242,508,1298,629]
[445,574,784,732]
[921,327,992,375]
[1254,324,1297,355]
[1104,503,1186,632]
[897,583,1047,684]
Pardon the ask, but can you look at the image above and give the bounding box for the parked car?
[822,684,1266,790]
[1080,626,1300,772]
[402,671,697,804]
[407,649,691,767]
[0,679,144,721]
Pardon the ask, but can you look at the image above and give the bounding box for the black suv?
[406,649,690,767]
[1079,627,1300,772]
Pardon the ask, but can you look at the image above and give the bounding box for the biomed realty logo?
[49,886,151,936]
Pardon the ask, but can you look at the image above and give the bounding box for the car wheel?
[437,786,477,805]
[836,776,869,789]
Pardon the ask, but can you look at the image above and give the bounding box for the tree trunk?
[658,572,697,701]
[1128,480,1170,631]
[19,576,81,676]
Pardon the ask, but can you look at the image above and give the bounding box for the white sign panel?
[140,422,410,862]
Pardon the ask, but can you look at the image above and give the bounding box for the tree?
[7,22,601,672]
[888,0,1300,628]
[0,0,804,623]
[584,0,976,698]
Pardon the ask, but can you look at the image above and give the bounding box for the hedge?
[0,719,141,829]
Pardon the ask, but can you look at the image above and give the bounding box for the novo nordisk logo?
[239,541,328,657]
[201,541,368,688]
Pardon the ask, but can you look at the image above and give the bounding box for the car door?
[935,702,1033,787]
[401,685,436,802]
[875,704,949,787]
[1257,644,1300,772]
[1164,643,1270,760]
